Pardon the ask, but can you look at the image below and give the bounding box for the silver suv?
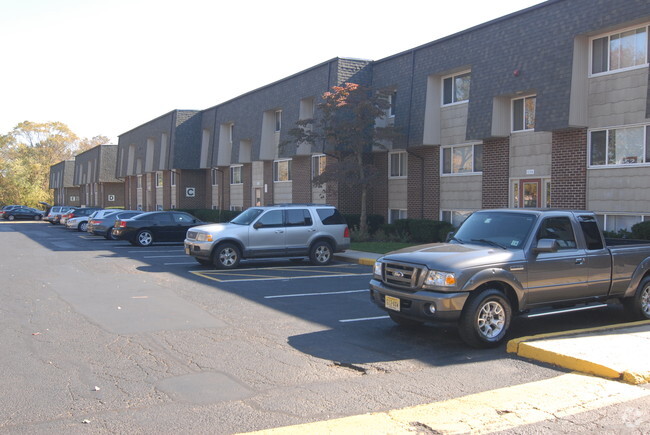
[184,204,350,269]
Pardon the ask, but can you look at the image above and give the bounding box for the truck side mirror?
[446,231,455,242]
[533,238,558,254]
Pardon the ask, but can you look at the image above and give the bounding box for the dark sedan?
[2,206,45,221]
[112,211,204,246]
[89,210,142,239]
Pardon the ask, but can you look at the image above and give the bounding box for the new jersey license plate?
[385,295,400,312]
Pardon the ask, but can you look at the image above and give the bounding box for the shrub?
[631,221,650,240]
[342,214,385,234]
[407,219,455,243]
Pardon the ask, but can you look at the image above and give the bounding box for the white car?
[66,216,90,232]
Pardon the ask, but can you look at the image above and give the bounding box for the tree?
[288,83,401,234]
[0,121,109,207]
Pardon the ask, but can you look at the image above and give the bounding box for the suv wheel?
[458,289,511,348]
[135,230,154,247]
[309,240,333,266]
[214,243,240,269]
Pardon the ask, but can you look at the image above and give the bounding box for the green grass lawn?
[350,241,415,254]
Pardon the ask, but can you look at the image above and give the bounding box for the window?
[230,205,242,212]
[597,214,645,233]
[170,171,176,186]
[156,205,163,211]
[273,159,292,182]
[389,151,407,178]
[536,217,577,250]
[211,168,219,186]
[442,71,471,105]
[257,210,283,228]
[589,124,649,166]
[512,95,536,131]
[173,212,194,223]
[286,209,313,227]
[275,110,282,132]
[442,143,483,174]
[441,210,472,227]
[230,166,242,184]
[312,154,326,179]
[137,175,142,189]
[578,215,604,250]
[316,208,346,225]
[591,25,648,75]
[156,172,163,188]
[388,91,397,117]
[388,209,407,224]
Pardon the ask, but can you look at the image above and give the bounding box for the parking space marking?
[189,264,371,283]
[164,262,198,265]
[190,271,372,283]
[143,255,187,258]
[339,315,390,323]
[128,249,184,253]
[265,289,367,299]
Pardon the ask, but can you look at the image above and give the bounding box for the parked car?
[45,206,72,225]
[0,205,23,219]
[88,210,141,239]
[112,211,204,246]
[60,207,101,226]
[2,206,45,221]
[184,204,350,269]
[65,215,92,231]
[370,209,650,348]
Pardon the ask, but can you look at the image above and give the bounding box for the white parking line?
[129,249,184,253]
[339,315,390,323]
[164,262,197,265]
[191,273,372,283]
[265,289,367,299]
[143,255,187,258]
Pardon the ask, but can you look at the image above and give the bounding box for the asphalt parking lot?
[2,221,649,434]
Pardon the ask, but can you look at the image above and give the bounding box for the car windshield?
[230,208,263,225]
[453,211,537,250]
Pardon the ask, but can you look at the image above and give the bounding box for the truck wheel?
[213,243,240,269]
[458,289,511,348]
[624,276,650,320]
[309,240,332,266]
[388,312,424,328]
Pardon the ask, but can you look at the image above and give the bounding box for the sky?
[0,0,546,144]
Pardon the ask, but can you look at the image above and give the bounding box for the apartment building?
[49,160,80,207]
[114,110,202,211]
[56,0,650,232]
[73,145,124,208]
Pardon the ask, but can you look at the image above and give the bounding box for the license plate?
[385,295,400,312]
[185,246,190,255]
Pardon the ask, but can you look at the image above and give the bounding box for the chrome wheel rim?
[477,301,506,339]
[138,232,153,246]
[314,245,331,263]
[219,248,237,266]
[642,285,650,317]
[80,223,87,231]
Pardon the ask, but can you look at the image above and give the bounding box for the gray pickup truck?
[370,209,650,348]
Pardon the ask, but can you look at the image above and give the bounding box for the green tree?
[288,83,401,234]
[0,121,109,207]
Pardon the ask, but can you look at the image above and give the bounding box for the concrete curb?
[507,320,650,385]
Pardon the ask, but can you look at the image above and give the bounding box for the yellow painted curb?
[358,257,376,266]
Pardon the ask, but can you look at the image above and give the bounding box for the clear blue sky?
[0,0,545,143]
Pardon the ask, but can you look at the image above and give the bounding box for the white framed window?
[441,210,472,227]
[388,90,397,117]
[170,171,176,186]
[441,143,483,175]
[275,110,282,132]
[136,175,142,189]
[156,204,163,211]
[389,151,407,178]
[230,205,243,212]
[442,71,471,105]
[388,209,407,224]
[211,168,219,186]
[512,95,536,132]
[591,24,648,76]
[311,154,326,179]
[589,124,650,167]
[596,214,647,233]
[273,159,292,182]
[230,165,242,185]
[156,171,163,188]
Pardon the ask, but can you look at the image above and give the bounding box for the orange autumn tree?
[288,83,401,235]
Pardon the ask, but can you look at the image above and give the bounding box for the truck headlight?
[424,270,456,287]
[373,261,383,278]
[195,233,213,242]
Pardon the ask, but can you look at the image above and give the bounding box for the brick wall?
[551,128,587,209]
[178,170,207,209]
[482,137,510,208]
[407,146,439,220]
[218,166,231,209]
[371,152,388,218]
[263,161,274,205]
[243,163,252,208]
[292,155,312,203]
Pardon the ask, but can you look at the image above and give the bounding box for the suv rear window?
[316,208,346,225]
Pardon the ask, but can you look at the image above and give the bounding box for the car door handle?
[575,258,585,265]
[275,230,284,234]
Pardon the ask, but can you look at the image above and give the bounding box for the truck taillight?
[344,227,350,238]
